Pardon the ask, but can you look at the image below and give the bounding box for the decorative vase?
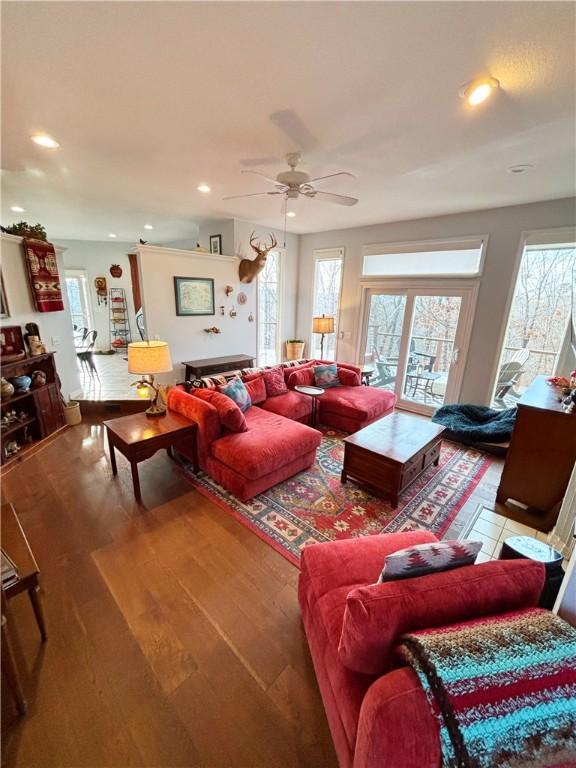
[9,375,32,394]
[1,378,15,400]
[31,370,47,388]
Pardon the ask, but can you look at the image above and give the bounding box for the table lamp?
[128,340,173,417]
[312,315,335,359]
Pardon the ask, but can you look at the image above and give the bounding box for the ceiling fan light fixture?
[460,76,500,106]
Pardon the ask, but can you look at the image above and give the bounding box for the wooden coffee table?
[104,411,198,503]
[341,413,445,507]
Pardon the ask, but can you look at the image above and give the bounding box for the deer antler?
[249,231,278,256]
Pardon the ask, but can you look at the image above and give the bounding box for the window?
[311,249,343,359]
[257,250,282,366]
[362,238,485,277]
[65,269,93,338]
[492,240,576,406]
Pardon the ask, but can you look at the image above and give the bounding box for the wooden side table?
[1,502,47,642]
[104,411,198,503]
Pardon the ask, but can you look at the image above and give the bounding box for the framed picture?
[1,271,9,318]
[174,276,215,316]
[209,234,222,255]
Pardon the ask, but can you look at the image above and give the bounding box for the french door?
[360,282,478,415]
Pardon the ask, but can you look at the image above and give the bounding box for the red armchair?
[298,532,545,768]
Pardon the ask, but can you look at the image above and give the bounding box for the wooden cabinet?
[496,376,576,531]
[1,352,65,467]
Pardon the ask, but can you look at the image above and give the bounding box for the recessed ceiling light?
[144,224,154,230]
[31,133,60,149]
[108,233,117,238]
[460,77,500,107]
[197,183,211,193]
[10,205,25,213]
[286,211,296,218]
[507,164,534,174]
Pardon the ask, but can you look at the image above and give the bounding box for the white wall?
[297,197,576,404]
[199,219,235,256]
[0,234,80,399]
[58,239,138,351]
[234,218,299,355]
[137,245,257,383]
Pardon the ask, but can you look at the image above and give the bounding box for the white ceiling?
[2,1,575,241]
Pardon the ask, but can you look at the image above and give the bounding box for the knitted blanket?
[399,609,576,768]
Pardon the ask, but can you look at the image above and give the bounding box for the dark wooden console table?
[496,376,576,531]
[182,354,255,380]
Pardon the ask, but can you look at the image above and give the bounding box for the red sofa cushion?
[338,367,361,386]
[210,406,321,480]
[258,390,312,421]
[263,365,288,396]
[339,558,546,675]
[194,389,248,433]
[320,386,396,422]
[243,374,267,404]
[286,367,315,389]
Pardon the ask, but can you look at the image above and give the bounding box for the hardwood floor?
[1,418,336,768]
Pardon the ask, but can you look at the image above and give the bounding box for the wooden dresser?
[496,376,576,531]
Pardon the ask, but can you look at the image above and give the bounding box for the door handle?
[452,348,460,364]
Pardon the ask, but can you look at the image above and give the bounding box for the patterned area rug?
[180,430,492,566]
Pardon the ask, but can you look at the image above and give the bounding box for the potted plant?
[286,339,305,361]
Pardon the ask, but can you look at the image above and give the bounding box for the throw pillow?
[378,539,482,583]
[313,363,340,388]
[263,365,288,397]
[218,378,252,412]
[194,389,247,433]
[243,374,267,404]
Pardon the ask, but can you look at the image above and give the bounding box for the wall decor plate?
[237,291,247,305]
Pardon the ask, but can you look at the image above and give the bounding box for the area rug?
[180,430,492,566]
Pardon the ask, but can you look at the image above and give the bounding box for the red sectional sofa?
[167,359,396,500]
[298,531,546,768]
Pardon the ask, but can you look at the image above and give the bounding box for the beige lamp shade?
[128,341,173,374]
[312,315,335,334]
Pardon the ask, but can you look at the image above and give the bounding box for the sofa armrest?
[353,668,440,768]
[167,386,221,466]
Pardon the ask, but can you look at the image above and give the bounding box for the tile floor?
[74,352,139,401]
[462,503,551,562]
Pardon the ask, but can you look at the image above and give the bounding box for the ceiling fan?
[223,152,358,207]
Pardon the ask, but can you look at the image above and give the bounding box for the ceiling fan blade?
[222,191,283,200]
[306,190,359,207]
[240,170,284,186]
[269,109,321,152]
[305,171,356,184]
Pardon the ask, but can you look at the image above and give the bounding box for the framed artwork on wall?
[1,271,10,318]
[209,235,222,255]
[174,276,215,316]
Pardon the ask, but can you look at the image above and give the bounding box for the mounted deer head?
[238,232,278,283]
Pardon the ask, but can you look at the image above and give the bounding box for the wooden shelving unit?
[1,353,65,469]
[109,287,132,352]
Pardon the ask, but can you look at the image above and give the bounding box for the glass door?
[363,293,408,397]
[361,285,475,414]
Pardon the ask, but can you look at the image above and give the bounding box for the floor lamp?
[312,315,335,360]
